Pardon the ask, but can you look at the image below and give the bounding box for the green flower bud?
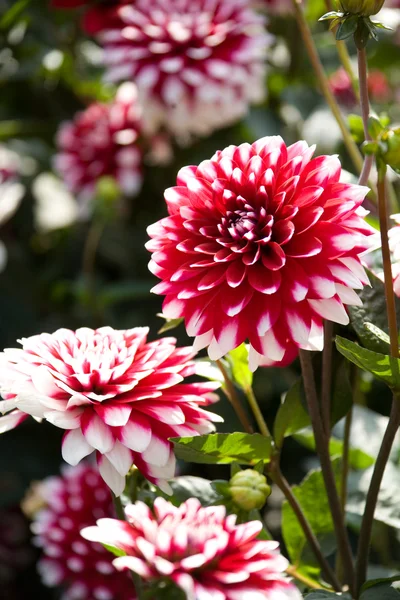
[229,470,271,511]
[340,0,385,16]
[95,176,120,204]
[382,128,400,171]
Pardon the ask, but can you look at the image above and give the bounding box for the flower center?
[219,201,274,246]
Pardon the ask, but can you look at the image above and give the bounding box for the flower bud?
[229,469,271,511]
[382,128,400,171]
[95,175,120,204]
[340,0,385,15]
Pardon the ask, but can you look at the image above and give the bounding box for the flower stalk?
[216,360,254,434]
[291,0,364,176]
[299,349,356,595]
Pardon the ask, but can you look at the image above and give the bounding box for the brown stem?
[355,399,400,595]
[299,349,355,595]
[270,464,342,591]
[291,0,364,176]
[216,360,254,434]
[377,173,399,358]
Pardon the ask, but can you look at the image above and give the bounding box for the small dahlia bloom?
[98,0,271,140]
[147,136,374,370]
[0,326,221,495]
[54,83,143,211]
[82,497,301,600]
[30,463,135,600]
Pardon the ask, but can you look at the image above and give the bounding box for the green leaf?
[170,476,220,506]
[336,15,358,40]
[282,461,341,568]
[348,271,400,354]
[273,379,310,448]
[157,314,184,334]
[368,115,385,140]
[335,336,400,389]
[0,0,30,29]
[103,544,126,558]
[227,344,252,391]
[364,323,390,349]
[360,580,400,600]
[293,428,375,469]
[362,577,400,593]
[318,11,343,21]
[348,114,365,143]
[171,433,272,465]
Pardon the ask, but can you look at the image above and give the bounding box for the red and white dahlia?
[30,463,135,600]
[54,83,143,211]
[146,136,374,370]
[98,0,271,139]
[82,497,301,600]
[0,326,221,495]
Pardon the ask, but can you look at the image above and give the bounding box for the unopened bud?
[95,176,120,204]
[229,470,271,511]
[340,0,385,16]
[382,128,400,171]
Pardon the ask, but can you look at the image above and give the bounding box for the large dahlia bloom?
[30,463,135,600]
[98,0,271,139]
[54,83,143,211]
[147,136,374,370]
[0,326,221,495]
[82,497,301,600]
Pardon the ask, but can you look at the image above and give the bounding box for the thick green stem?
[291,0,364,175]
[244,385,271,438]
[216,360,254,434]
[355,399,400,595]
[270,464,342,591]
[299,350,356,595]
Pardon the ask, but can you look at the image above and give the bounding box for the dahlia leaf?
[348,271,400,354]
[293,429,375,469]
[274,379,310,448]
[335,336,400,389]
[103,543,127,558]
[282,460,341,570]
[169,476,220,506]
[157,314,184,334]
[361,576,400,594]
[360,580,400,600]
[171,432,272,465]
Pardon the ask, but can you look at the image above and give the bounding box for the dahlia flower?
[54,83,143,211]
[0,326,221,495]
[330,67,391,107]
[146,136,374,370]
[98,0,271,140]
[82,497,301,600]
[0,145,24,272]
[29,463,135,600]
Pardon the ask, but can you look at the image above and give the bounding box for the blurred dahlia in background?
[96,0,272,141]
[0,146,24,272]
[82,497,302,600]
[26,463,136,600]
[388,213,400,297]
[54,83,143,215]
[329,67,392,108]
[147,136,375,370]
